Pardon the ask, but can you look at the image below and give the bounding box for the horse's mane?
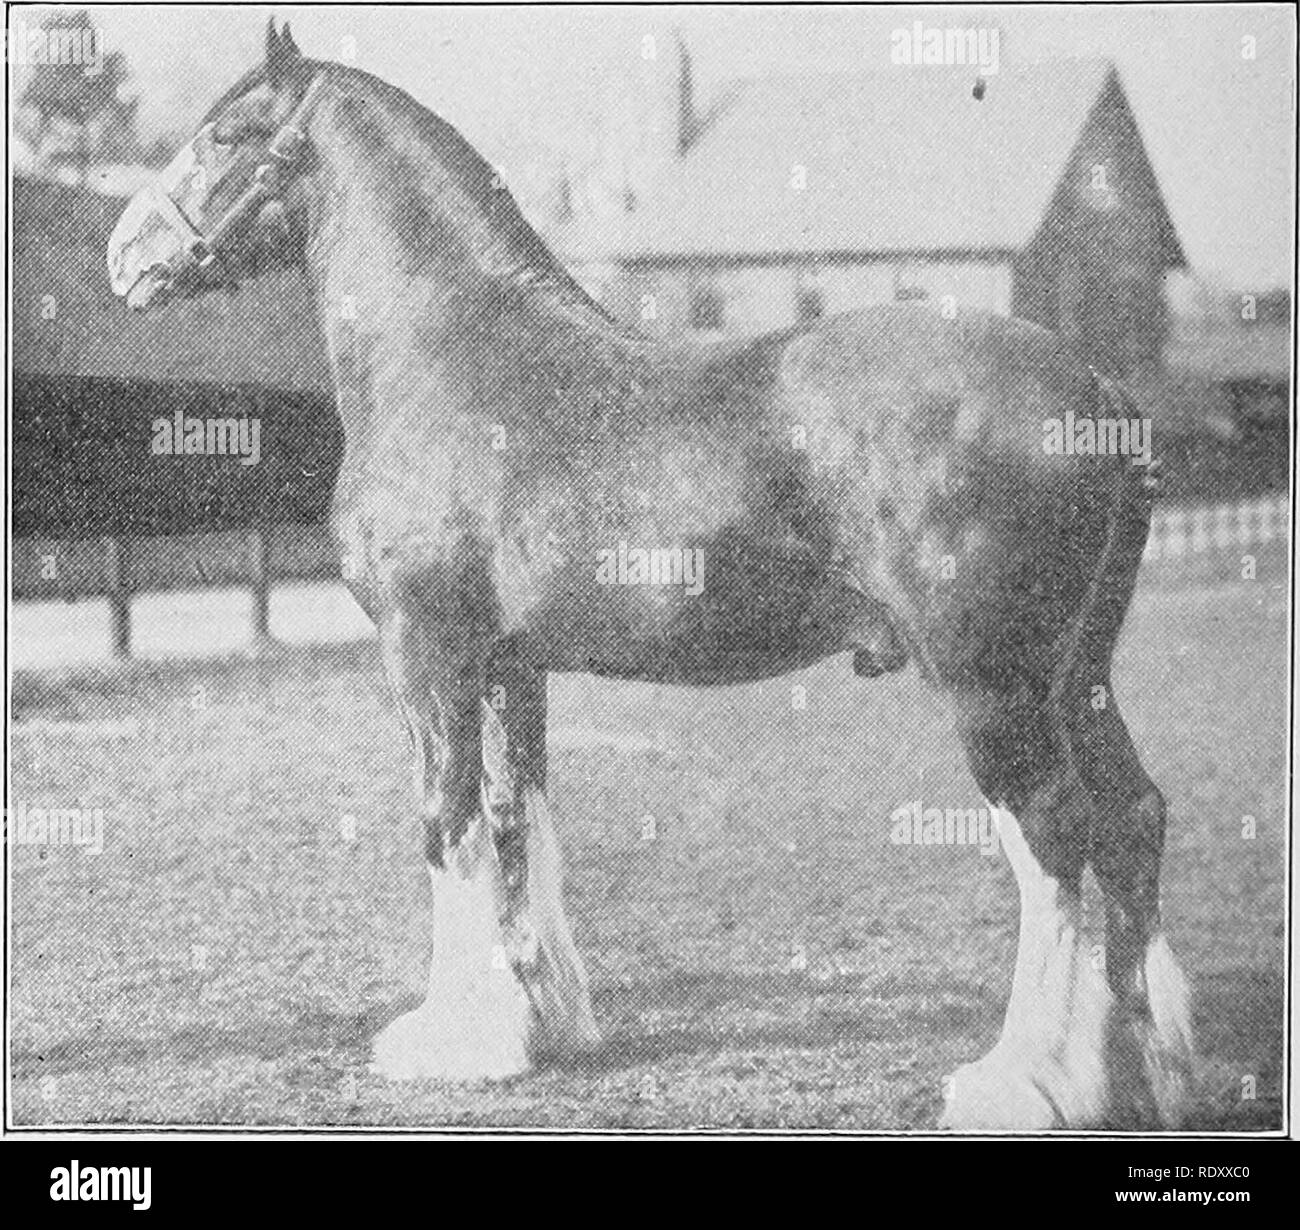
[196,55,615,327]
[320,62,614,324]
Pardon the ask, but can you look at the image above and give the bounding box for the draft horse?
[107,24,1193,1128]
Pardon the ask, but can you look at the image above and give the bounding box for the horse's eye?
[211,120,244,147]
[212,116,274,147]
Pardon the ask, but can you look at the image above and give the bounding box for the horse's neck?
[303,79,625,446]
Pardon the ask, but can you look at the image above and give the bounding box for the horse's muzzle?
[107,186,187,310]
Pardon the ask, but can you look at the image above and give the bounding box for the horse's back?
[762,302,1122,528]
[775,304,1095,450]
[659,302,1103,495]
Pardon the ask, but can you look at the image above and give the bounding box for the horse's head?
[108,21,325,310]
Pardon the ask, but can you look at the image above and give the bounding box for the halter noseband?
[157,73,326,286]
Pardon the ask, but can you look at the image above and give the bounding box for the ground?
[9,547,1288,1130]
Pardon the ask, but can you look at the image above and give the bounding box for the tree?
[20,10,137,183]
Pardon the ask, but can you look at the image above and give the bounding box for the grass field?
[9,547,1290,1130]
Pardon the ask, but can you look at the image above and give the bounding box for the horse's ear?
[265,19,303,84]
[280,23,303,60]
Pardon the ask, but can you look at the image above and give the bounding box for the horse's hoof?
[939,1052,1065,1130]
[369,1000,532,1083]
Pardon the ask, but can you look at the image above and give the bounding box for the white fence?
[1143,495,1291,561]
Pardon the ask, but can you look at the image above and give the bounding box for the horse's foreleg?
[369,612,535,1082]
[939,688,1113,1129]
[481,646,599,1053]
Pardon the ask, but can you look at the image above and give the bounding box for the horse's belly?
[517,539,863,684]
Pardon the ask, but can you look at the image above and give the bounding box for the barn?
[558,58,1186,379]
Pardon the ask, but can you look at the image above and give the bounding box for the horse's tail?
[1066,370,1158,675]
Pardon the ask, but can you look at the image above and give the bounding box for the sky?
[8,3,1296,288]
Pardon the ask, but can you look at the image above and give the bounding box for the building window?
[689,284,725,332]
[796,286,825,323]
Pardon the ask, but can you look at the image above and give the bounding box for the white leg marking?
[518,786,601,1050]
[478,698,599,1050]
[370,818,533,1082]
[1132,930,1195,1127]
[941,804,1111,1129]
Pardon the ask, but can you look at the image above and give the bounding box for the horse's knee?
[484,646,548,785]
[481,647,548,896]
[413,712,483,865]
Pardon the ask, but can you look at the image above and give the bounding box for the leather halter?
[157,73,326,286]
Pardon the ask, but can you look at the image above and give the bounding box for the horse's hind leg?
[939,685,1113,1128]
[1062,500,1194,1126]
[480,638,600,1053]
[370,609,536,1082]
[939,691,1191,1128]
[1064,683,1193,1127]
[939,483,1191,1128]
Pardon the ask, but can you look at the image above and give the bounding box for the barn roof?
[564,58,1180,265]
[11,176,332,391]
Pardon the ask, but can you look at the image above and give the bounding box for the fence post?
[249,525,273,647]
[104,535,131,659]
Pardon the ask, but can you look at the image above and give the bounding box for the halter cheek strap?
[161,73,327,284]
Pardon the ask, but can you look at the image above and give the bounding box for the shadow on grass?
[11,1001,402,1080]
[536,968,998,1077]
[14,970,995,1086]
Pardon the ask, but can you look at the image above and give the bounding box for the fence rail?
[11,495,1294,660]
[12,523,338,659]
